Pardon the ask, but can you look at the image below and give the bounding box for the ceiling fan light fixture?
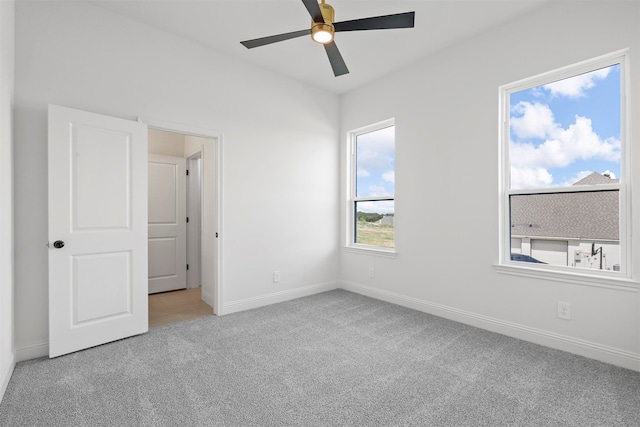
[240,0,416,77]
[311,23,334,44]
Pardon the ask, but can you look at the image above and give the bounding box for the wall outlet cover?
[557,301,571,320]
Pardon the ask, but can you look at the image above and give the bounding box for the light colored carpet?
[1,289,639,426]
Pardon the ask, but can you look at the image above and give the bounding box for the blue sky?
[509,64,620,189]
[356,125,395,213]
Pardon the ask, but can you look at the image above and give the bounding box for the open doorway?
[147,128,219,327]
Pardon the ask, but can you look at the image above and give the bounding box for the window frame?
[346,118,397,256]
[497,50,635,286]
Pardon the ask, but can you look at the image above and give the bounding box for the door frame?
[140,117,223,316]
[186,152,202,289]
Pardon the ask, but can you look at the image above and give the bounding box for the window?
[348,120,395,251]
[500,51,629,277]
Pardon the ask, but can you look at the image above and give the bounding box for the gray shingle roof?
[573,172,620,186]
[510,173,619,241]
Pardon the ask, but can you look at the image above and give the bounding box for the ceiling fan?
[240,0,415,77]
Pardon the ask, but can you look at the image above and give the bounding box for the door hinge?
[215,232,218,238]
[186,170,189,176]
[186,217,189,223]
[187,264,189,270]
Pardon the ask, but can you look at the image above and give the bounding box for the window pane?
[356,126,395,197]
[355,200,394,248]
[510,190,620,271]
[506,61,622,273]
[509,65,620,190]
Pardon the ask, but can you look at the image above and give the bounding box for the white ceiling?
[91,0,551,94]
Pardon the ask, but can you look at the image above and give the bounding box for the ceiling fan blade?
[241,29,311,49]
[334,11,415,32]
[301,0,325,23]
[324,41,349,77]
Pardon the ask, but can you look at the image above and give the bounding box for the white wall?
[148,128,185,156]
[0,0,15,402]
[13,0,637,374]
[184,135,208,159]
[13,1,340,359]
[340,1,640,370]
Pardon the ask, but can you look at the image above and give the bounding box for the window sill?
[344,245,397,258]
[494,263,640,292]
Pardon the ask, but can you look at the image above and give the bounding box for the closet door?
[148,154,187,294]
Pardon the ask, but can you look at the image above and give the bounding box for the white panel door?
[148,154,186,294]
[48,105,148,358]
[532,239,568,266]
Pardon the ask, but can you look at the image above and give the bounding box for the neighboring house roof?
[380,216,395,225]
[511,173,619,241]
[573,172,620,186]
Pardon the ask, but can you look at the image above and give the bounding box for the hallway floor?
[148,287,213,328]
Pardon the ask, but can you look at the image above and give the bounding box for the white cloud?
[367,185,390,197]
[356,127,395,175]
[510,102,557,140]
[511,117,619,169]
[356,199,394,214]
[382,171,395,184]
[357,169,370,178]
[510,166,553,189]
[510,65,618,189]
[543,67,611,98]
[510,114,620,189]
[357,149,393,176]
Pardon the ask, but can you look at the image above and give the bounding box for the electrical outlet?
[273,271,281,283]
[368,267,375,278]
[557,301,571,320]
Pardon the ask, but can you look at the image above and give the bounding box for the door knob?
[53,240,65,249]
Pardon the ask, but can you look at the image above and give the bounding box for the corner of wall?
[0,353,15,404]
[223,280,340,315]
[0,0,15,406]
[14,342,48,363]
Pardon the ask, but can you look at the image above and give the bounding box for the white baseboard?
[14,281,638,372]
[15,341,48,362]
[342,281,640,372]
[201,287,214,310]
[223,280,339,315]
[12,281,339,363]
[0,353,15,404]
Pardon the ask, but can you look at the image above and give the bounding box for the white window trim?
[346,118,397,255]
[496,49,638,288]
